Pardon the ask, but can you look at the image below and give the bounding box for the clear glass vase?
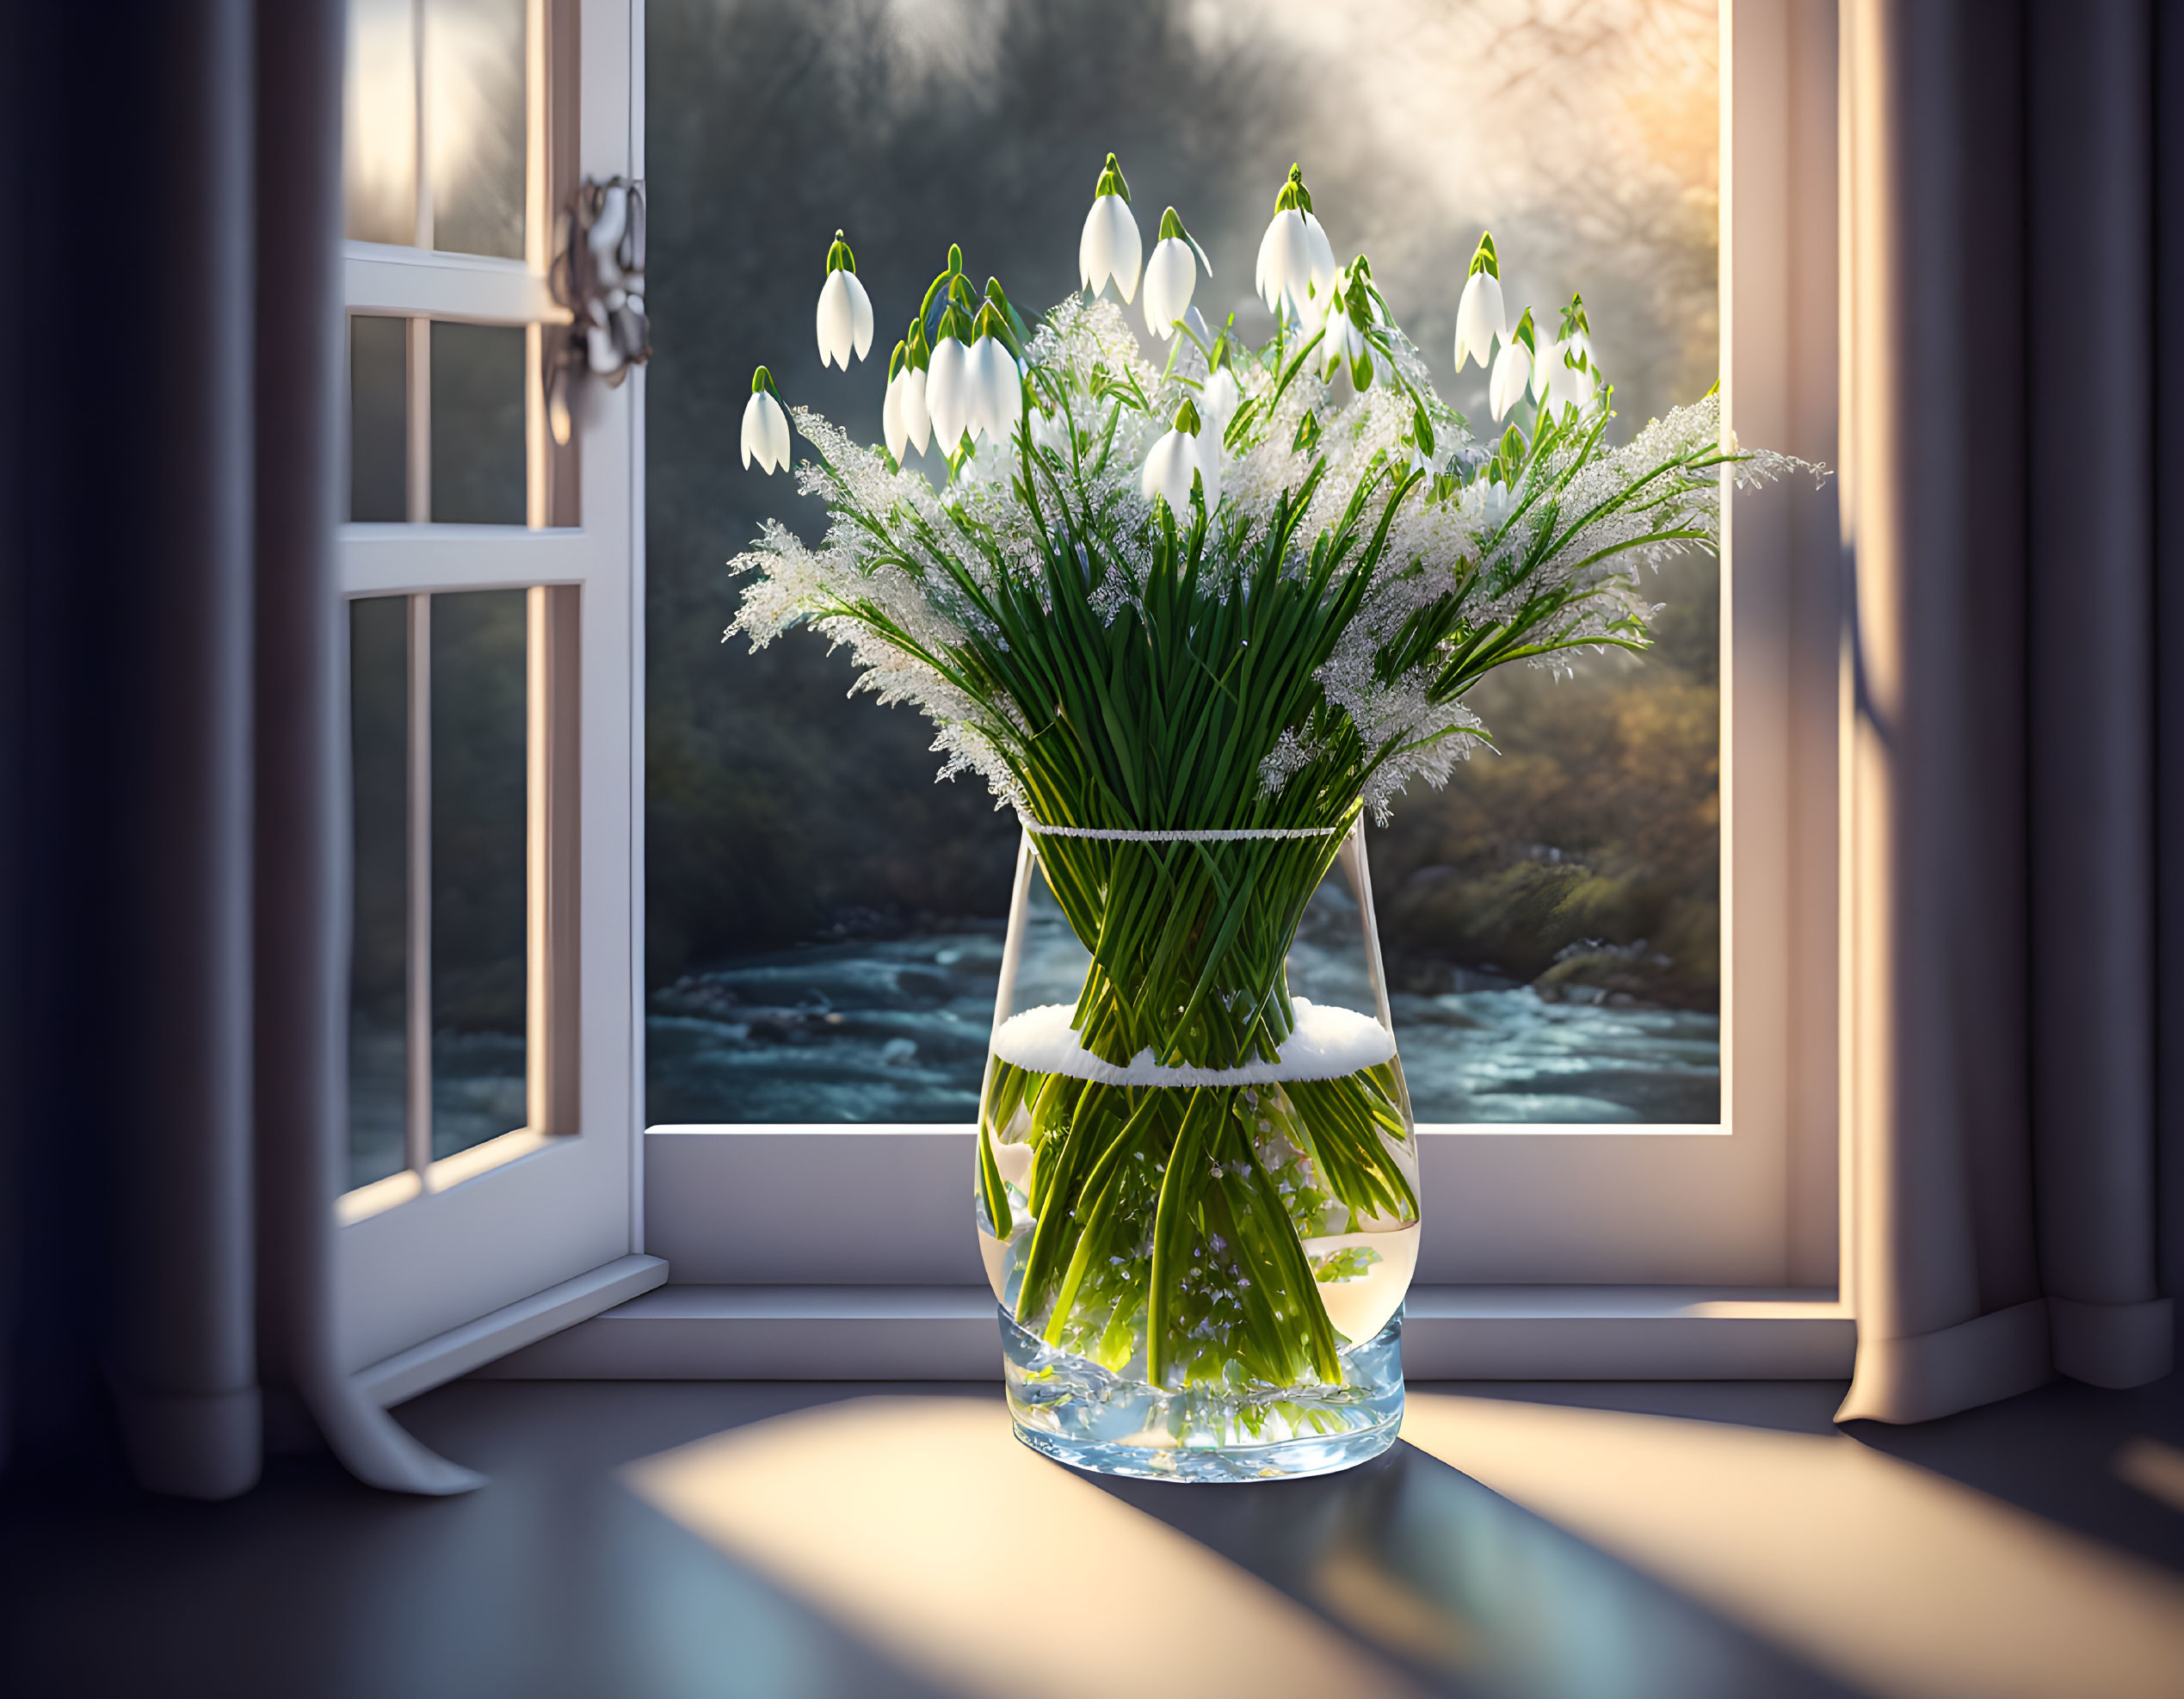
[975,819,1420,1482]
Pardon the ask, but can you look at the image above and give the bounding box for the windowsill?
[642,1124,1792,1288]
[467,1283,1854,1384]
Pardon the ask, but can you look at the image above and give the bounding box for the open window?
[627,0,1842,1307]
[335,0,660,1401]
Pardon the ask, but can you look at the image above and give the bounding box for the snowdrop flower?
[1142,398,1218,517]
[1465,475,1516,528]
[1539,293,1600,412]
[1142,207,1210,339]
[964,302,1023,443]
[1453,232,1508,373]
[883,325,934,461]
[815,231,873,370]
[1255,164,1337,319]
[1078,153,1143,303]
[1490,307,1538,422]
[1199,347,1240,436]
[1318,294,1364,380]
[924,292,977,454]
[740,367,790,474]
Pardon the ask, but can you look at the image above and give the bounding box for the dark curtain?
[0,0,476,1498]
[1837,0,2179,1423]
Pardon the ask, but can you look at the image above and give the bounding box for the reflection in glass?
[349,596,410,1189]
[343,0,418,245]
[431,590,530,1158]
[430,322,527,523]
[349,315,408,522]
[425,0,528,259]
[644,0,1722,1125]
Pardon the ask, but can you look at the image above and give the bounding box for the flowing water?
[646,878,1718,1127]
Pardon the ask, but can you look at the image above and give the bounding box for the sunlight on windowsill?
[622,1397,1422,1699]
[1399,1394,2184,1699]
[622,1393,2184,1699]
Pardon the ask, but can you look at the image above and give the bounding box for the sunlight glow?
[344,0,417,245]
[1401,1393,2184,1699]
[622,1395,1421,1699]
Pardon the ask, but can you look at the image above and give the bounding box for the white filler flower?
[740,367,790,473]
[1453,232,1508,373]
[1142,207,1209,339]
[815,231,874,370]
[1078,153,1143,303]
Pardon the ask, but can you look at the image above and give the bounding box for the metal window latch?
[546,176,651,445]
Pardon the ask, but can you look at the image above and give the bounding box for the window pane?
[349,314,409,522]
[431,589,530,1158]
[429,321,527,523]
[425,0,528,259]
[344,0,419,245]
[645,0,1719,1126]
[349,596,410,1189]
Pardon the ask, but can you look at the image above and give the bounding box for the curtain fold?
[1,0,478,1499]
[1838,0,2176,1425]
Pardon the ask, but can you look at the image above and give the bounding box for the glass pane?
[425,0,528,259]
[349,596,410,1189]
[645,0,1720,1125]
[431,589,530,1158]
[344,0,418,245]
[430,321,527,523]
[349,314,409,522]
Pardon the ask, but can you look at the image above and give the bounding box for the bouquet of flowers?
[729,154,1788,1471]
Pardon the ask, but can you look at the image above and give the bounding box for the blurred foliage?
[645,0,1720,1009]
[1369,553,1720,1010]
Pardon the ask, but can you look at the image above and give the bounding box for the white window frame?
[485,0,1860,1389]
[335,0,662,1397]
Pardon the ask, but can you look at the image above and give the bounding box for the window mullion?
[405,591,434,1176]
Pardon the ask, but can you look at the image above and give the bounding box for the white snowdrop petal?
[1201,366,1240,430]
[847,272,873,361]
[903,368,931,454]
[988,343,1022,429]
[1140,428,1198,514]
[1303,212,1336,298]
[884,376,907,460]
[1079,199,1113,293]
[1532,335,1560,402]
[927,338,968,449]
[1490,341,1530,421]
[816,272,854,368]
[1479,273,1508,347]
[740,394,760,468]
[1095,196,1142,302]
[1143,238,1195,337]
[762,393,791,471]
[1453,272,1495,371]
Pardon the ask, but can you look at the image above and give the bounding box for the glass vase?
[975,819,1420,1482]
